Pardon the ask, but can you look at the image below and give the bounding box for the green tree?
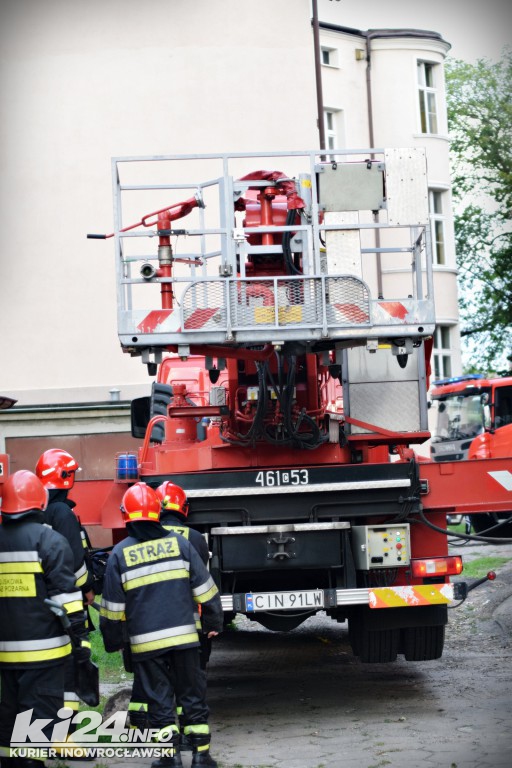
[445,50,512,373]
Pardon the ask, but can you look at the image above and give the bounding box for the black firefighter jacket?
[0,515,86,668]
[44,490,94,593]
[100,528,223,660]
[160,511,209,565]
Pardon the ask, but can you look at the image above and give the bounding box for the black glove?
[74,638,92,664]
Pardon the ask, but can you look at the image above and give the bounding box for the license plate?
[245,589,324,611]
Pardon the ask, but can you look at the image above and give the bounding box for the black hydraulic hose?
[282,209,302,275]
[414,507,512,543]
[448,515,512,545]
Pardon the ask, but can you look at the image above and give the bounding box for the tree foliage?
[445,50,512,373]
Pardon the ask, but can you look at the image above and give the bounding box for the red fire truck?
[430,373,512,534]
[81,149,510,662]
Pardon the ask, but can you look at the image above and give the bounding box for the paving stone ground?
[50,538,512,768]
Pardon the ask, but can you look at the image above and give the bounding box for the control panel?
[351,524,410,570]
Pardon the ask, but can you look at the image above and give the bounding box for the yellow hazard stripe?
[0,642,72,663]
[0,562,43,574]
[123,568,189,592]
[131,632,198,655]
[369,584,454,609]
[184,723,210,735]
[100,607,126,621]
[63,600,85,615]
[75,573,88,588]
[194,584,219,604]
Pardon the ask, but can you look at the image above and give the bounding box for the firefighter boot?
[151,724,183,768]
[186,725,217,768]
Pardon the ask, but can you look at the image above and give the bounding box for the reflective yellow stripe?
[0,642,72,663]
[184,724,210,735]
[64,700,80,711]
[0,574,36,597]
[75,572,88,588]
[131,632,198,655]
[155,724,178,742]
[0,562,43,574]
[163,524,189,539]
[123,568,189,592]
[194,584,218,604]
[100,606,126,621]
[128,702,148,712]
[63,600,84,614]
[81,640,91,649]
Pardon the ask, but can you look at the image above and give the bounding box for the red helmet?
[121,483,161,522]
[1,470,48,520]
[35,449,80,489]
[156,482,189,518]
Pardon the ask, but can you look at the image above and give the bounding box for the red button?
[396,542,402,549]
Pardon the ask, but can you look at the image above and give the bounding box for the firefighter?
[127,482,211,743]
[0,470,90,768]
[100,482,223,768]
[35,448,95,720]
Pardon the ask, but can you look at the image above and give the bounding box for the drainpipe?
[312,0,326,153]
[365,32,384,299]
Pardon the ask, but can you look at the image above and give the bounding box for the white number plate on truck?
[245,589,324,611]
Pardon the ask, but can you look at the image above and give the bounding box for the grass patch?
[89,603,132,685]
[462,556,509,579]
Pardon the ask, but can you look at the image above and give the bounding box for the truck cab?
[430,374,512,461]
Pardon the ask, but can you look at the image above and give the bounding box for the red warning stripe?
[184,307,219,330]
[137,310,173,333]
[378,301,408,320]
[333,303,369,324]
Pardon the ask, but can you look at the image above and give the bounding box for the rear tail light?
[411,556,463,577]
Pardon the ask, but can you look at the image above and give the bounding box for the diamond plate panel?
[349,381,421,433]
[325,211,362,277]
[385,148,429,226]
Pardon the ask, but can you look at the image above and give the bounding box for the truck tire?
[402,625,444,661]
[471,513,512,538]
[358,627,399,663]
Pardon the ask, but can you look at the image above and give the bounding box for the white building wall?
[0,0,316,406]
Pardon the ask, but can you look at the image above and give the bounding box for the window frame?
[417,60,439,135]
[321,46,339,68]
[429,188,447,266]
[433,325,452,380]
[324,109,339,151]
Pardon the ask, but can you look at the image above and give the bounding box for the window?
[433,326,452,380]
[429,189,446,265]
[495,387,512,428]
[321,47,338,67]
[324,110,337,150]
[418,61,438,134]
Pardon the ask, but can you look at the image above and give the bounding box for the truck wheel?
[358,627,399,663]
[471,513,512,538]
[402,625,444,661]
